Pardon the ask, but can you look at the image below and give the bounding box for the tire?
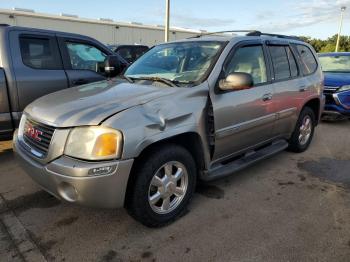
[288,107,316,153]
[126,144,197,227]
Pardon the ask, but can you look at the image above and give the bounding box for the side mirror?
[219,72,253,91]
[104,55,121,78]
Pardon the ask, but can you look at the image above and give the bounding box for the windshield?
[319,55,350,73]
[124,41,226,84]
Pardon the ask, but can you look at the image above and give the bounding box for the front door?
[57,37,108,87]
[211,42,276,161]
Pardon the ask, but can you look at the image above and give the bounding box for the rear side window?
[19,37,62,70]
[269,46,290,80]
[286,47,298,77]
[296,44,317,75]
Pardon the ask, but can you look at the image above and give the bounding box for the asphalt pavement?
[1,121,350,262]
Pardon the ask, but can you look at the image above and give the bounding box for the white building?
[0,8,204,46]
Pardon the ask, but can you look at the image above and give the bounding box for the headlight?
[17,114,27,139]
[338,85,350,92]
[64,126,123,160]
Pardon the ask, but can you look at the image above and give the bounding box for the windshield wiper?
[119,75,134,83]
[130,76,178,87]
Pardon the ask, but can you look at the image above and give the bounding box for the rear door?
[57,37,110,87]
[9,30,68,111]
[267,42,303,136]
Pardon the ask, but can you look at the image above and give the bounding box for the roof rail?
[0,24,10,27]
[246,31,302,41]
[188,30,302,41]
[188,30,260,38]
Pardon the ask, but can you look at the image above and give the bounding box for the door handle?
[72,79,88,86]
[262,93,273,101]
[299,85,307,92]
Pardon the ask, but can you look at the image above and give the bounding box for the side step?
[202,140,288,181]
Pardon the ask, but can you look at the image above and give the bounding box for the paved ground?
[1,121,350,262]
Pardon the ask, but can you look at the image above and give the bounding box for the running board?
[202,140,288,181]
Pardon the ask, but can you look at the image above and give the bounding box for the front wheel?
[288,107,315,153]
[126,144,196,227]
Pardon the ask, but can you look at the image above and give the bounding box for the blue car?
[318,52,350,120]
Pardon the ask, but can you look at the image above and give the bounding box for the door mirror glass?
[219,72,253,91]
[104,55,121,78]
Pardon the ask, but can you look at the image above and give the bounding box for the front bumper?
[323,89,350,117]
[13,132,134,208]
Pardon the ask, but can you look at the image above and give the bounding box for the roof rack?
[189,30,260,38]
[246,31,302,41]
[189,30,302,41]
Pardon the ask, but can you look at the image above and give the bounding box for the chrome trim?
[216,113,276,139]
[324,86,339,91]
[276,107,297,120]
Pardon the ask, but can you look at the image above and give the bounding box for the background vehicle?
[318,52,350,120]
[14,31,324,227]
[109,44,149,64]
[0,25,128,140]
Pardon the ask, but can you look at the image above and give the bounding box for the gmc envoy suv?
[14,31,324,227]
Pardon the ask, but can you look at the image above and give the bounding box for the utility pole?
[165,0,170,42]
[335,6,346,52]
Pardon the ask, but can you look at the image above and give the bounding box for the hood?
[25,80,178,127]
[324,72,350,87]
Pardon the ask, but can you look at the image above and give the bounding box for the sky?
[0,0,350,39]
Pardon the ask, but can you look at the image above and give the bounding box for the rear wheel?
[126,144,196,227]
[288,107,315,153]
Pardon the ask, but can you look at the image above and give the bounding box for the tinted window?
[117,48,133,63]
[286,47,298,77]
[134,47,148,60]
[296,44,317,75]
[66,42,107,71]
[225,45,267,85]
[269,46,290,80]
[19,37,62,69]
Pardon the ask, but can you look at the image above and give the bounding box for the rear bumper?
[13,132,134,208]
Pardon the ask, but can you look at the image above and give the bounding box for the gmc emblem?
[25,124,43,142]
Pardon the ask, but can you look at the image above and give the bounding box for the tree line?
[299,34,350,53]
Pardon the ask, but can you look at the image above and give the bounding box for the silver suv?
[14,31,324,227]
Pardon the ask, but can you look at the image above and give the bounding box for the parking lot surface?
[1,121,350,262]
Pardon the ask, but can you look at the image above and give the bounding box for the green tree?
[300,34,350,53]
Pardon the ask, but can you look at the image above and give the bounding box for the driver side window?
[225,45,267,86]
[66,42,107,71]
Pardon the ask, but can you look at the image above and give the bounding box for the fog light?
[88,165,116,176]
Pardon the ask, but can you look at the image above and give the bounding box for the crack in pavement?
[0,194,47,262]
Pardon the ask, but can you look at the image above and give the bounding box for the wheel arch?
[302,97,321,125]
[124,132,206,207]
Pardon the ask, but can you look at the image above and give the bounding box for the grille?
[325,93,335,104]
[23,118,55,157]
[323,86,338,94]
